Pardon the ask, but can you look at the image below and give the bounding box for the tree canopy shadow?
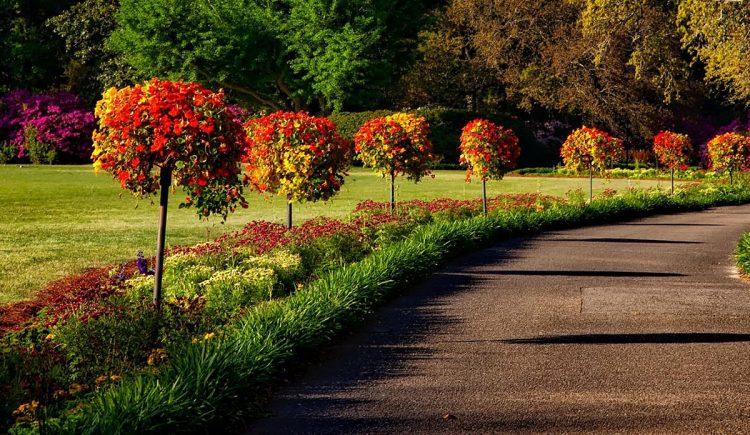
[501,332,750,345]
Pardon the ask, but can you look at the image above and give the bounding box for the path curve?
[249,205,750,433]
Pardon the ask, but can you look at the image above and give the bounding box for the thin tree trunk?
[482,178,488,215]
[153,165,172,311]
[589,164,593,203]
[287,199,293,229]
[671,168,675,195]
[390,170,396,215]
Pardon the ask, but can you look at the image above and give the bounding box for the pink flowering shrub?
[0,90,95,162]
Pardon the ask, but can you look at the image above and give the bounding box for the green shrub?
[201,267,278,317]
[736,233,750,276]
[51,297,162,382]
[23,126,57,165]
[241,250,304,289]
[0,142,16,164]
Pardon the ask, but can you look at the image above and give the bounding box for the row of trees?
[93,79,750,307]
[4,1,750,147]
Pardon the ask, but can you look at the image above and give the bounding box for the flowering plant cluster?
[706,132,750,173]
[354,113,435,181]
[560,126,625,173]
[459,119,520,182]
[0,90,95,162]
[653,130,692,170]
[91,79,248,218]
[243,111,352,203]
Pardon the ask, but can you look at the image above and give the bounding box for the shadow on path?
[500,333,750,345]
[549,237,702,245]
[455,270,685,278]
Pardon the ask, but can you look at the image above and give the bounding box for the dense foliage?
[653,131,693,171]
[354,113,435,181]
[91,79,247,218]
[706,133,750,175]
[0,90,95,162]
[243,111,352,203]
[108,0,430,112]
[560,126,625,174]
[459,119,520,181]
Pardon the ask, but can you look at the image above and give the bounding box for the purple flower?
[136,251,151,275]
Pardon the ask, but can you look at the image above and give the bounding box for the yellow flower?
[203,332,216,341]
[45,333,55,341]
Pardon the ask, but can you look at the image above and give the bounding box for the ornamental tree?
[706,132,750,185]
[653,130,692,193]
[92,78,248,308]
[243,111,352,228]
[459,119,520,214]
[354,113,434,213]
[560,126,624,200]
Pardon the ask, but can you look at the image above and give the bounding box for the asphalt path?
[249,205,750,433]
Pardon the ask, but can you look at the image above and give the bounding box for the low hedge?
[26,183,750,433]
[510,166,722,181]
[736,233,750,276]
[329,107,557,167]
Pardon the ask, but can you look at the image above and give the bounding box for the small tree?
[653,130,692,194]
[354,113,434,213]
[243,111,352,228]
[459,119,520,214]
[560,126,625,201]
[92,78,248,309]
[706,132,750,185]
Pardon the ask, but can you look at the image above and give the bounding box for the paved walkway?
[250,205,750,433]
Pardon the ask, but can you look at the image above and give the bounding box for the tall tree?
[109,0,430,112]
[47,0,134,102]
[0,0,75,92]
[678,0,750,104]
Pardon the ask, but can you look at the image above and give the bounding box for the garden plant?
[560,126,625,201]
[706,132,750,185]
[354,113,435,213]
[243,111,352,228]
[459,119,521,214]
[652,130,692,194]
[90,78,248,309]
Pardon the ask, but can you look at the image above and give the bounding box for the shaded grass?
[0,165,670,303]
[36,185,750,434]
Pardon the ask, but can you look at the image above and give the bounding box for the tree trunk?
[287,200,293,230]
[390,170,396,215]
[153,165,172,311]
[482,178,488,215]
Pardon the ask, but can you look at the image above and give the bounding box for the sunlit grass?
[0,164,671,303]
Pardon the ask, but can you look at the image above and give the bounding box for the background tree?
[706,132,750,185]
[678,0,750,105]
[459,119,520,214]
[109,0,431,112]
[47,0,134,103]
[653,130,692,193]
[0,0,76,92]
[354,113,434,213]
[243,111,352,228]
[92,79,248,308]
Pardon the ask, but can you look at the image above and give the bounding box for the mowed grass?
[0,165,671,303]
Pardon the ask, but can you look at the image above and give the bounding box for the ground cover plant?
[3,180,750,432]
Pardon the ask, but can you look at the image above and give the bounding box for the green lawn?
[0,165,672,304]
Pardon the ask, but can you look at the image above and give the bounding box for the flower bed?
[11,181,750,433]
[0,192,563,430]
